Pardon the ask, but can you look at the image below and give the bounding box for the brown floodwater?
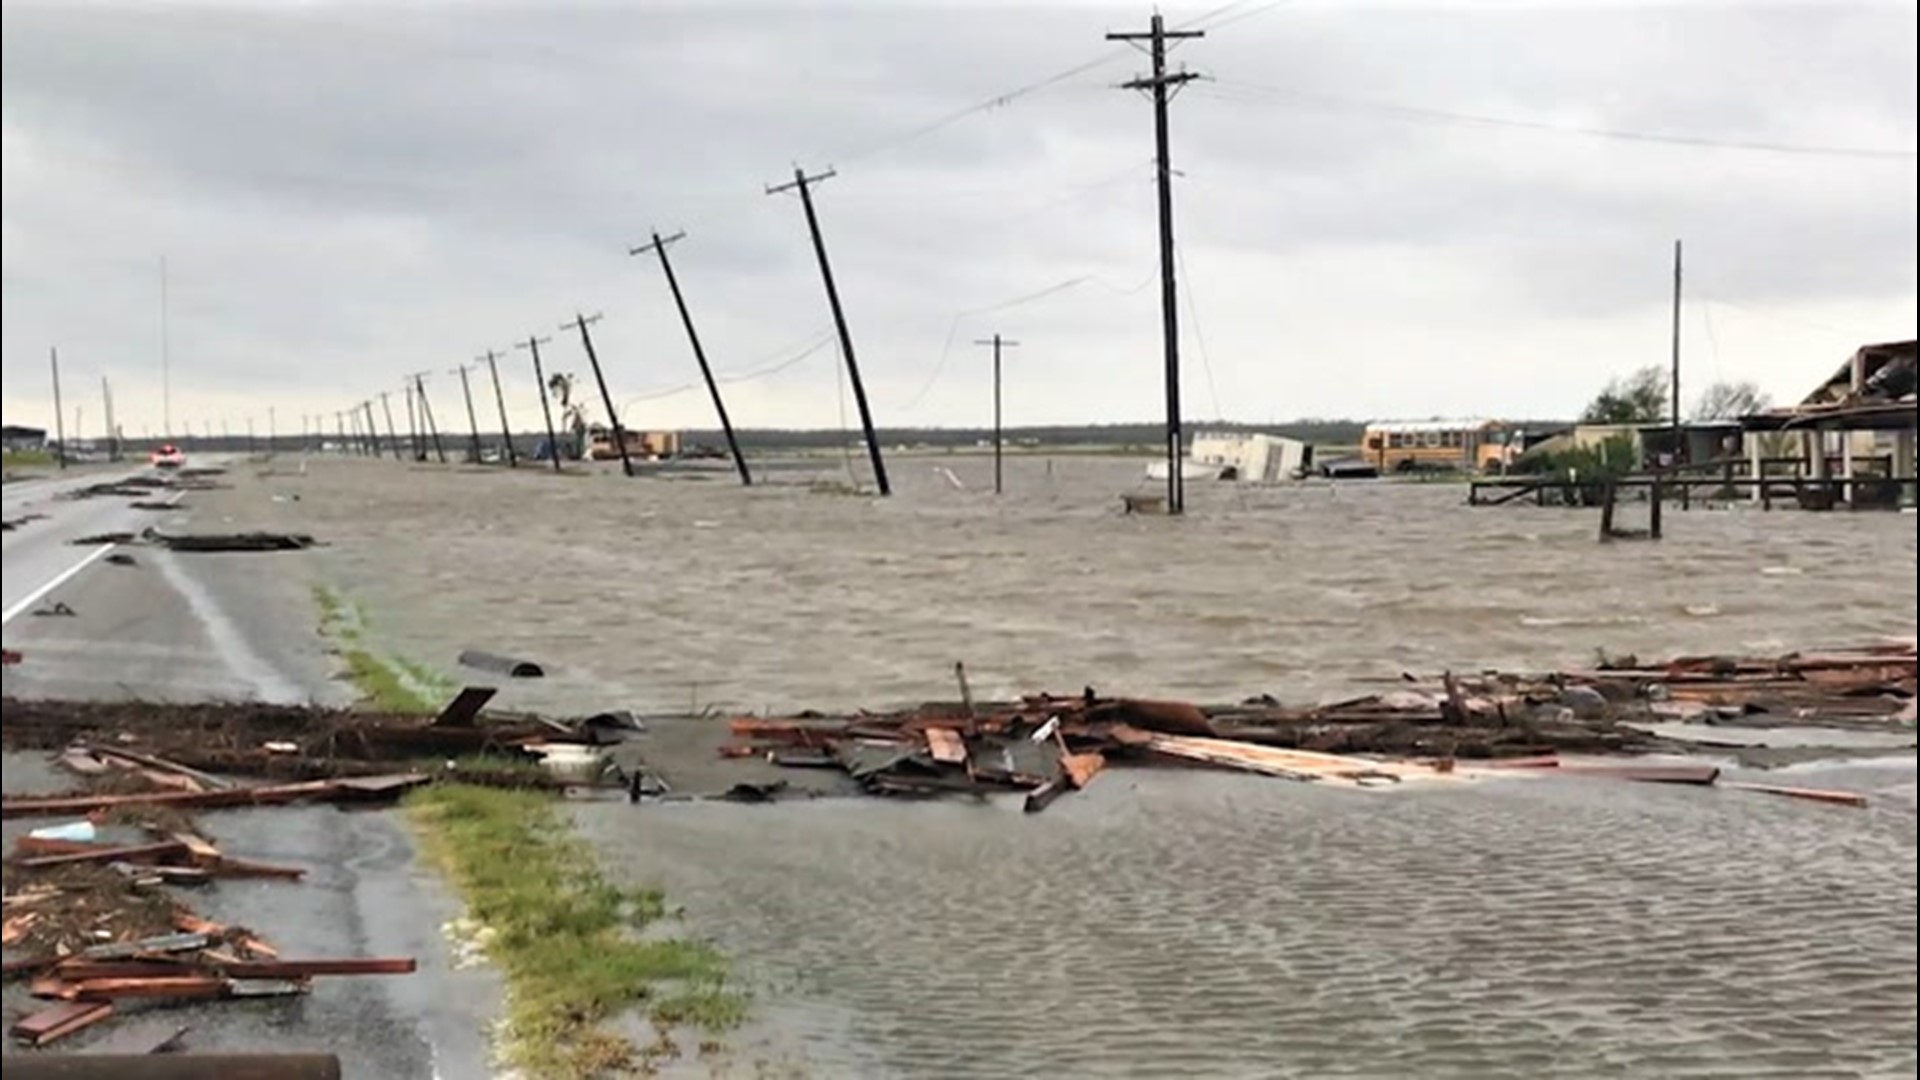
[221,454,1915,1077]
[253,453,1915,719]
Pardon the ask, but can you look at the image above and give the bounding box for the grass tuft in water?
[406,784,741,1077]
[313,584,452,714]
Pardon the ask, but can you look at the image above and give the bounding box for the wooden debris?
[1060,752,1105,790]
[11,1000,114,1046]
[2,775,428,819]
[924,728,968,765]
[1719,780,1870,808]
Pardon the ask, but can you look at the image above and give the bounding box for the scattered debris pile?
[720,642,1911,810]
[3,768,417,1049]
[0,690,639,791]
[67,528,318,553]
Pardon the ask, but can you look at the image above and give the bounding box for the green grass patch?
[2,449,55,469]
[406,784,742,1077]
[313,585,452,714]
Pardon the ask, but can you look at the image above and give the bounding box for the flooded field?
[210,454,1915,1077]
[231,453,1915,718]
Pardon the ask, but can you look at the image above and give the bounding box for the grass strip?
[407,784,743,1077]
[313,584,451,714]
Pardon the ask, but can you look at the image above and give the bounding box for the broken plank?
[16,840,189,870]
[1720,780,1869,807]
[1023,779,1068,814]
[58,957,414,981]
[89,746,235,791]
[71,976,231,1001]
[82,932,211,960]
[1552,764,1721,786]
[431,685,498,729]
[1,780,337,819]
[924,727,968,765]
[207,855,306,881]
[10,1000,114,1046]
[1060,751,1105,790]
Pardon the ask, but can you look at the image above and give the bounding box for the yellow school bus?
[1363,419,1510,473]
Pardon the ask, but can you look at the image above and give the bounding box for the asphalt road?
[1,458,498,1077]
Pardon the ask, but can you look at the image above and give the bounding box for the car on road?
[150,443,186,470]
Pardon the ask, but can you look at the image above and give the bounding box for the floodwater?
[240,453,1916,719]
[216,454,1916,1078]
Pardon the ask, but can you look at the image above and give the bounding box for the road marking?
[1,543,117,626]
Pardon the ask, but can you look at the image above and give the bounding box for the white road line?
[1,543,117,626]
[1,484,185,627]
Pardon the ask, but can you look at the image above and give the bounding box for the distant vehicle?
[150,443,185,470]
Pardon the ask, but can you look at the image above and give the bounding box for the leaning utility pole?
[335,412,348,452]
[362,402,382,457]
[516,335,563,474]
[767,166,890,496]
[1109,14,1203,515]
[974,334,1020,495]
[560,312,634,478]
[1670,238,1684,468]
[451,362,484,463]
[403,382,420,460]
[50,347,68,469]
[629,230,752,486]
[481,349,517,468]
[377,393,400,460]
[409,372,448,463]
[100,376,120,462]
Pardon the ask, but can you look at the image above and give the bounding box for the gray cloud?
[4,1,1914,440]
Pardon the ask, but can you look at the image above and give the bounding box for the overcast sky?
[3,0,1914,440]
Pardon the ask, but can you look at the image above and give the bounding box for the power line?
[1204,78,1918,162]
[619,330,836,410]
[1174,241,1224,421]
[897,273,1154,413]
[831,0,1286,166]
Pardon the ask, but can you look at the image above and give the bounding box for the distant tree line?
[1581,365,1772,425]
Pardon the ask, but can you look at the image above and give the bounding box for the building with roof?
[1739,340,1916,508]
[2,425,48,451]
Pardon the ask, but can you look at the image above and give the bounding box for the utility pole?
[629,230,752,486]
[100,377,119,462]
[361,402,381,457]
[1670,238,1684,468]
[159,256,172,441]
[560,313,634,478]
[450,362,484,463]
[481,350,517,468]
[377,392,400,462]
[50,347,68,469]
[409,373,448,463]
[335,411,348,453]
[516,336,563,474]
[1109,14,1203,515]
[402,382,418,459]
[974,334,1019,495]
[767,166,890,496]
